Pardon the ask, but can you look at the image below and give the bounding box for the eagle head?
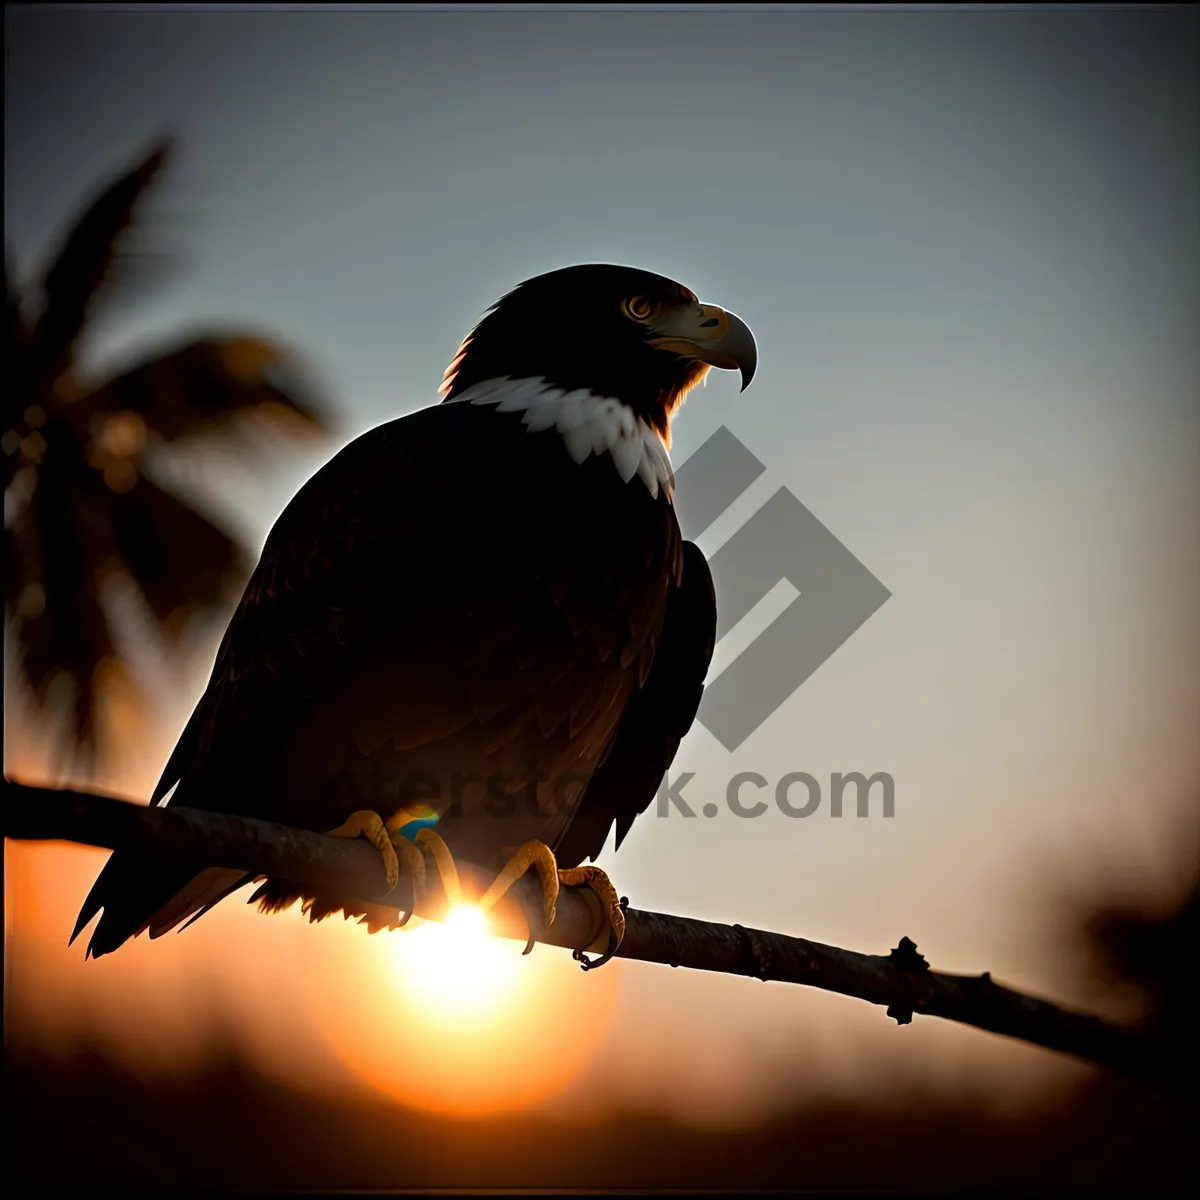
[438,264,757,442]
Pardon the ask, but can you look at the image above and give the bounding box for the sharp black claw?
[574,926,621,972]
[403,863,419,926]
[509,890,542,956]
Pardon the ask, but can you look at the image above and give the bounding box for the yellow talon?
[478,839,560,928]
[413,827,462,909]
[325,809,399,892]
[388,832,427,924]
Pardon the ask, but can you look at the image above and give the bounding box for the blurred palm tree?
[4,137,330,770]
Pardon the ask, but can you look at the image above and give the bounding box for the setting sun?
[392,905,518,1018]
[309,897,621,1117]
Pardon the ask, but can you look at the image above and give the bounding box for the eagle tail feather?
[146,867,251,938]
[71,852,199,958]
[176,872,258,933]
[71,856,247,958]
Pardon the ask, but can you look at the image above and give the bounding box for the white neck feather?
[447,375,674,500]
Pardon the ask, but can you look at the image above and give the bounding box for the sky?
[5,4,1199,1126]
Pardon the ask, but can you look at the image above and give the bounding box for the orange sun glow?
[6,829,621,1120]
[309,899,621,1117]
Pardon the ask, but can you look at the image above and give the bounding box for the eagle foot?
[478,840,561,929]
[477,842,625,970]
[325,810,400,892]
[411,827,463,911]
[386,833,427,925]
[560,865,625,971]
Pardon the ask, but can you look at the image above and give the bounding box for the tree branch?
[1,780,1185,1093]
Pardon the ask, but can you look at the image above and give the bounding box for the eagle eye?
[624,295,653,321]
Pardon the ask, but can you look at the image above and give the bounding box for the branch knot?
[886,936,931,1025]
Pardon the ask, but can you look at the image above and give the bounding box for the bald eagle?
[73,264,756,967]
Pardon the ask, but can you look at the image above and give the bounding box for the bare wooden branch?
[2,779,1186,1093]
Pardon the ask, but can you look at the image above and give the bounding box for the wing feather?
[554,540,716,866]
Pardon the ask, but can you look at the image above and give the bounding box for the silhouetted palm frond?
[4,138,331,772]
[65,334,325,444]
[34,138,171,371]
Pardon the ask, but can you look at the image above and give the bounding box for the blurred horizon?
[4,2,1198,1177]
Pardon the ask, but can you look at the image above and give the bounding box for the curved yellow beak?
[647,303,758,391]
